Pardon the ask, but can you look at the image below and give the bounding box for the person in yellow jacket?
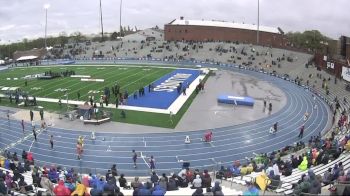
[240,165,248,175]
[0,156,4,167]
[71,181,86,196]
[255,171,271,191]
[298,156,308,171]
[345,140,350,151]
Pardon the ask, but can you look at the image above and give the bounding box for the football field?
[0,65,174,101]
[0,65,206,128]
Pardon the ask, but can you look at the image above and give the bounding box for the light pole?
[119,0,123,36]
[44,4,50,50]
[257,0,260,45]
[99,0,104,41]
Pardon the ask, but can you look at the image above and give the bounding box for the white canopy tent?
[16,55,38,61]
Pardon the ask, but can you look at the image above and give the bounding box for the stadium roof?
[168,19,281,34]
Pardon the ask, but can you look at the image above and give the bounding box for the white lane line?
[140,152,150,168]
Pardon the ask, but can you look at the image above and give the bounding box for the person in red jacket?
[54,180,71,196]
[204,131,213,142]
[27,152,34,164]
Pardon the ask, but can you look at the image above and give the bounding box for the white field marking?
[65,67,140,97]
[42,67,127,97]
[140,152,150,168]
[70,75,91,78]
[33,66,111,95]
[81,78,104,82]
[28,139,35,152]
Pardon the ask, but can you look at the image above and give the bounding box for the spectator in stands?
[308,180,321,195]
[48,166,59,183]
[118,174,127,188]
[17,175,28,194]
[0,178,7,195]
[152,184,166,196]
[131,176,141,190]
[192,175,202,189]
[5,171,13,190]
[272,161,280,176]
[293,175,310,195]
[71,180,86,196]
[159,175,168,191]
[322,168,332,185]
[338,171,347,183]
[41,174,55,195]
[332,164,340,181]
[138,184,152,196]
[27,152,34,164]
[202,170,211,188]
[54,180,71,196]
[168,174,179,191]
[21,150,27,161]
[192,188,204,196]
[243,181,259,196]
[280,161,292,176]
[298,156,308,171]
[240,164,248,175]
[103,178,120,195]
[111,164,118,177]
[151,171,159,185]
[229,163,240,177]
[268,171,281,191]
[212,181,224,196]
[204,187,214,196]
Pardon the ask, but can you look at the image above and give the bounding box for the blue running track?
[0,67,331,176]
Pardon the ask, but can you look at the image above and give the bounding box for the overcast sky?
[0,0,349,44]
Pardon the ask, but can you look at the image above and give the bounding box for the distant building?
[339,36,350,60]
[164,17,286,48]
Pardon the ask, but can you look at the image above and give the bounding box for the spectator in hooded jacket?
[54,180,71,196]
[119,174,127,188]
[48,167,59,183]
[151,171,159,185]
[192,188,204,196]
[167,174,179,191]
[138,184,152,196]
[322,168,332,185]
[159,176,168,191]
[332,164,340,181]
[192,175,202,189]
[131,177,141,190]
[71,181,86,196]
[202,170,211,188]
[41,174,55,196]
[152,184,166,196]
[0,178,7,195]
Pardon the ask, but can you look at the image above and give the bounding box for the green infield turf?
[0,65,209,128]
[0,65,173,100]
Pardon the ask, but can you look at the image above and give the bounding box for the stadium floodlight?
[44,3,50,50]
[119,0,123,36]
[44,3,50,9]
[257,0,260,45]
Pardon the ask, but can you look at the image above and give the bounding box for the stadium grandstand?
[1,3,350,196]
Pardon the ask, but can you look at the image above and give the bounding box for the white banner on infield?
[81,78,104,82]
[71,75,91,78]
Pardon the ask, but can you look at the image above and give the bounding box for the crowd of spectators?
[0,148,235,196]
